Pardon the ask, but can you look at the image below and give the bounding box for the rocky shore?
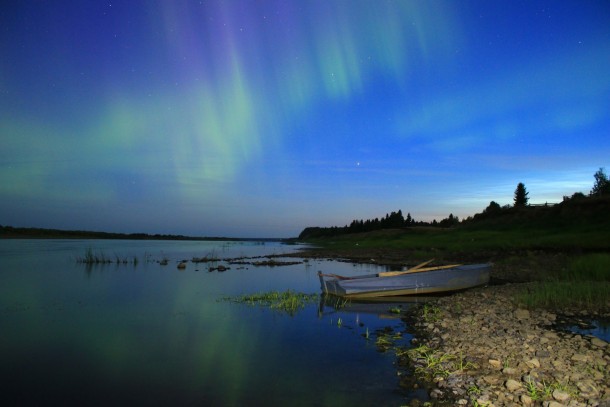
[286,246,609,405]
[402,283,610,407]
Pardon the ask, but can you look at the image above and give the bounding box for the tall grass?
[560,253,610,281]
[516,281,610,310]
[516,253,610,310]
[76,248,139,265]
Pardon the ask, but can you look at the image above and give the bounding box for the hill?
[297,194,610,253]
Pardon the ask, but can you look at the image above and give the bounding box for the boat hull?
[318,264,491,298]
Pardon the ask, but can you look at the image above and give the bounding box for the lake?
[0,239,417,406]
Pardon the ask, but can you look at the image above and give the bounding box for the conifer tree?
[590,168,610,196]
[514,182,529,207]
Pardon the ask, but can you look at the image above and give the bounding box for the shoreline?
[288,247,609,406]
[402,283,609,406]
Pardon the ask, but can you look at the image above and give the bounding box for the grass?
[523,377,577,402]
[422,304,442,322]
[375,329,403,352]
[516,253,610,310]
[560,253,610,281]
[305,223,610,254]
[76,248,139,265]
[516,281,609,310]
[221,290,319,316]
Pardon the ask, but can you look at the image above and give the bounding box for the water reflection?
[0,240,411,406]
[556,317,610,342]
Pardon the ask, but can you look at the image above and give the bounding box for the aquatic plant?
[221,290,318,316]
[388,306,402,314]
[375,329,404,352]
[76,248,140,265]
[322,294,350,310]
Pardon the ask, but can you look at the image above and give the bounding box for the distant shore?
[0,225,289,242]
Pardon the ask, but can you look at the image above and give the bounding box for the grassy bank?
[300,203,610,310]
[515,253,610,310]
[303,223,610,254]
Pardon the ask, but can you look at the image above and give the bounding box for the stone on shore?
[591,337,608,348]
[504,379,522,391]
[402,283,610,406]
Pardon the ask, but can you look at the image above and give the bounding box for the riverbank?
[287,246,609,406]
[402,283,609,406]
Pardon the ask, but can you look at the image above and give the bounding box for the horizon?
[2,1,609,238]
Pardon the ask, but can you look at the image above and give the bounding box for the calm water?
[0,239,414,406]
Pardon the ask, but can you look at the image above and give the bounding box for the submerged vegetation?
[221,290,319,316]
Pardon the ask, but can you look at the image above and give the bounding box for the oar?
[408,259,435,271]
[378,264,463,278]
[318,272,354,280]
[375,259,434,278]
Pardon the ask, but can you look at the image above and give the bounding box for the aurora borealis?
[2,1,609,237]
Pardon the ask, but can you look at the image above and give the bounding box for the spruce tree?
[590,168,610,196]
[514,182,529,207]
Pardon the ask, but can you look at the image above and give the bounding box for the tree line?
[298,209,460,239]
[298,167,610,239]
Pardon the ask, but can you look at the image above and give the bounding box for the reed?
[222,290,318,316]
[76,248,140,265]
[516,253,610,310]
[516,281,610,310]
[560,253,610,281]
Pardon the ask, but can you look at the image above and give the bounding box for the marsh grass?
[561,253,610,281]
[516,281,609,310]
[76,248,140,265]
[374,329,403,352]
[222,290,318,316]
[516,254,610,310]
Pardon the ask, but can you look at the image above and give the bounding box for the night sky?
[2,1,609,237]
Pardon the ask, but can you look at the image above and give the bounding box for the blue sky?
[1,0,609,237]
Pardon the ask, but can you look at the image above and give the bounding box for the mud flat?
[402,283,610,406]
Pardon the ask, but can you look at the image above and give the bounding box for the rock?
[488,359,502,369]
[576,379,599,398]
[520,394,534,406]
[429,388,443,399]
[476,398,495,407]
[502,367,517,375]
[552,389,570,402]
[526,358,541,368]
[590,337,608,348]
[514,309,530,320]
[570,353,588,363]
[505,379,522,391]
[402,283,610,407]
[483,375,500,385]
